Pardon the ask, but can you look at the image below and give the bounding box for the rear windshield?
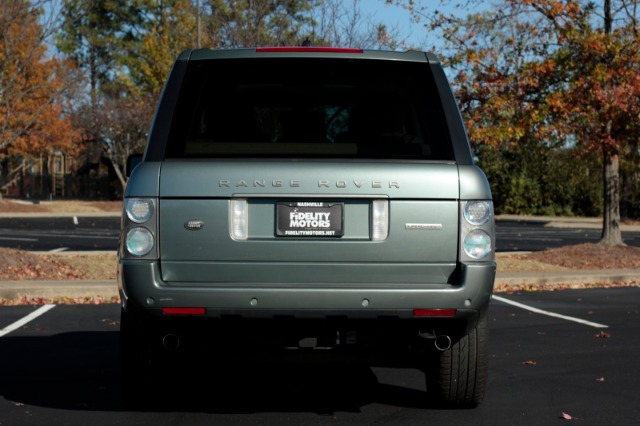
[165,58,454,160]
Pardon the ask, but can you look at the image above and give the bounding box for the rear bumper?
[118,260,495,321]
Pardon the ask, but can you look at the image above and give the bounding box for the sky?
[359,0,488,51]
[357,1,431,49]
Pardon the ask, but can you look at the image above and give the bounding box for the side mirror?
[126,154,143,178]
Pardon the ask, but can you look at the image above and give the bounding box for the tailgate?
[158,161,460,285]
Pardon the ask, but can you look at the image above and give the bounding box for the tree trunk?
[600,148,624,245]
[110,156,128,195]
[598,0,624,246]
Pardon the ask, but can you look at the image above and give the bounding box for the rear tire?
[425,315,488,408]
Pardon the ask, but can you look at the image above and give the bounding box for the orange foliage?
[541,8,640,155]
[0,1,81,158]
[432,0,640,156]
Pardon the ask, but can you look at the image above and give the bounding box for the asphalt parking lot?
[1,287,638,425]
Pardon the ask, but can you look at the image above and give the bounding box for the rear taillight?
[122,197,158,259]
[459,200,494,262]
[125,227,155,256]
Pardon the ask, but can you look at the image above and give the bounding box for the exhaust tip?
[434,335,452,351]
[162,334,180,350]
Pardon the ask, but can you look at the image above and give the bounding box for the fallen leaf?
[522,360,537,366]
[560,411,581,420]
[596,377,605,382]
[595,331,611,339]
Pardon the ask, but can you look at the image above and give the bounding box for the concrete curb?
[2,270,640,300]
[494,269,640,287]
[0,212,121,218]
[0,280,118,300]
[496,214,640,231]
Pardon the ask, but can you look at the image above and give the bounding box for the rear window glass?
[165,58,453,160]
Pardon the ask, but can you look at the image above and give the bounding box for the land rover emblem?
[184,220,205,231]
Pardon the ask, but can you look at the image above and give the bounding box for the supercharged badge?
[405,223,443,230]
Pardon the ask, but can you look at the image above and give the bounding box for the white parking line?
[492,295,609,329]
[0,304,56,337]
[49,247,69,253]
[2,232,117,240]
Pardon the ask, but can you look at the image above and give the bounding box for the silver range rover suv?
[119,47,496,407]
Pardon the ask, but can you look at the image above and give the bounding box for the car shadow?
[0,331,439,414]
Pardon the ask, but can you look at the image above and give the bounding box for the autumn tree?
[398,1,584,215]
[121,0,199,97]
[57,0,174,190]
[202,0,313,48]
[56,0,144,105]
[57,0,315,192]
[525,0,640,245]
[395,0,640,243]
[55,0,139,193]
[0,1,80,156]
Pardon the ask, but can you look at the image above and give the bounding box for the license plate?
[276,202,344,237]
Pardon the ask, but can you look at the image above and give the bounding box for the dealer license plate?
[276,202,344,237]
